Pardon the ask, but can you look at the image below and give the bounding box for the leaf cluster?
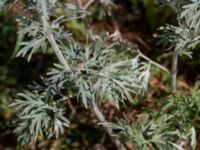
[11,36,151,144]
[47,39,151,108]
[11,89,70,144]
[105,81,200,150]
[7,0,152,144]
[104,114,180,150]
[15,0,84,61]
[158,0,200,57]
[2,0,176,147]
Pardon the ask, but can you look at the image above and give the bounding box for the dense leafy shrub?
[1,0,200,149]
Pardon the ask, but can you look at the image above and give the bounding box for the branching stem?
[40,8,72,72]
[92,101,127,150]
[47,34,71,71]
[138,50,170,74]
[76,0,94,41]
[84,0,95,10]
[171,51,179,94]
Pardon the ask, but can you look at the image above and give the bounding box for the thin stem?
[76,0,94,41]
[137,50,170,74]
[84,0,95,10]
[92,101,127,150]
[39,4,72,72]
[47,34,71,71]
[171,51,179,94]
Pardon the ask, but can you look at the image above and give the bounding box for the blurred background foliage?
[1,0,200,149]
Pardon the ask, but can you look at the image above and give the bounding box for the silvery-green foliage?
[5,0,200,148]
[158,24,200,57]
[10,90,69,144]
[6,0,152,145]
[47,63,72,89]
[16,15,72,61]
[163,82,200,127]
[10,62,74,144]
[106,81,200,150]
[159,0,200,57]
[157,82,200,149]
[179,0,200,30]
[103,114,182,150]
[11,37,151,143]
[71,40,150,108]
[48,40,151,108]
[15,0,84,61]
